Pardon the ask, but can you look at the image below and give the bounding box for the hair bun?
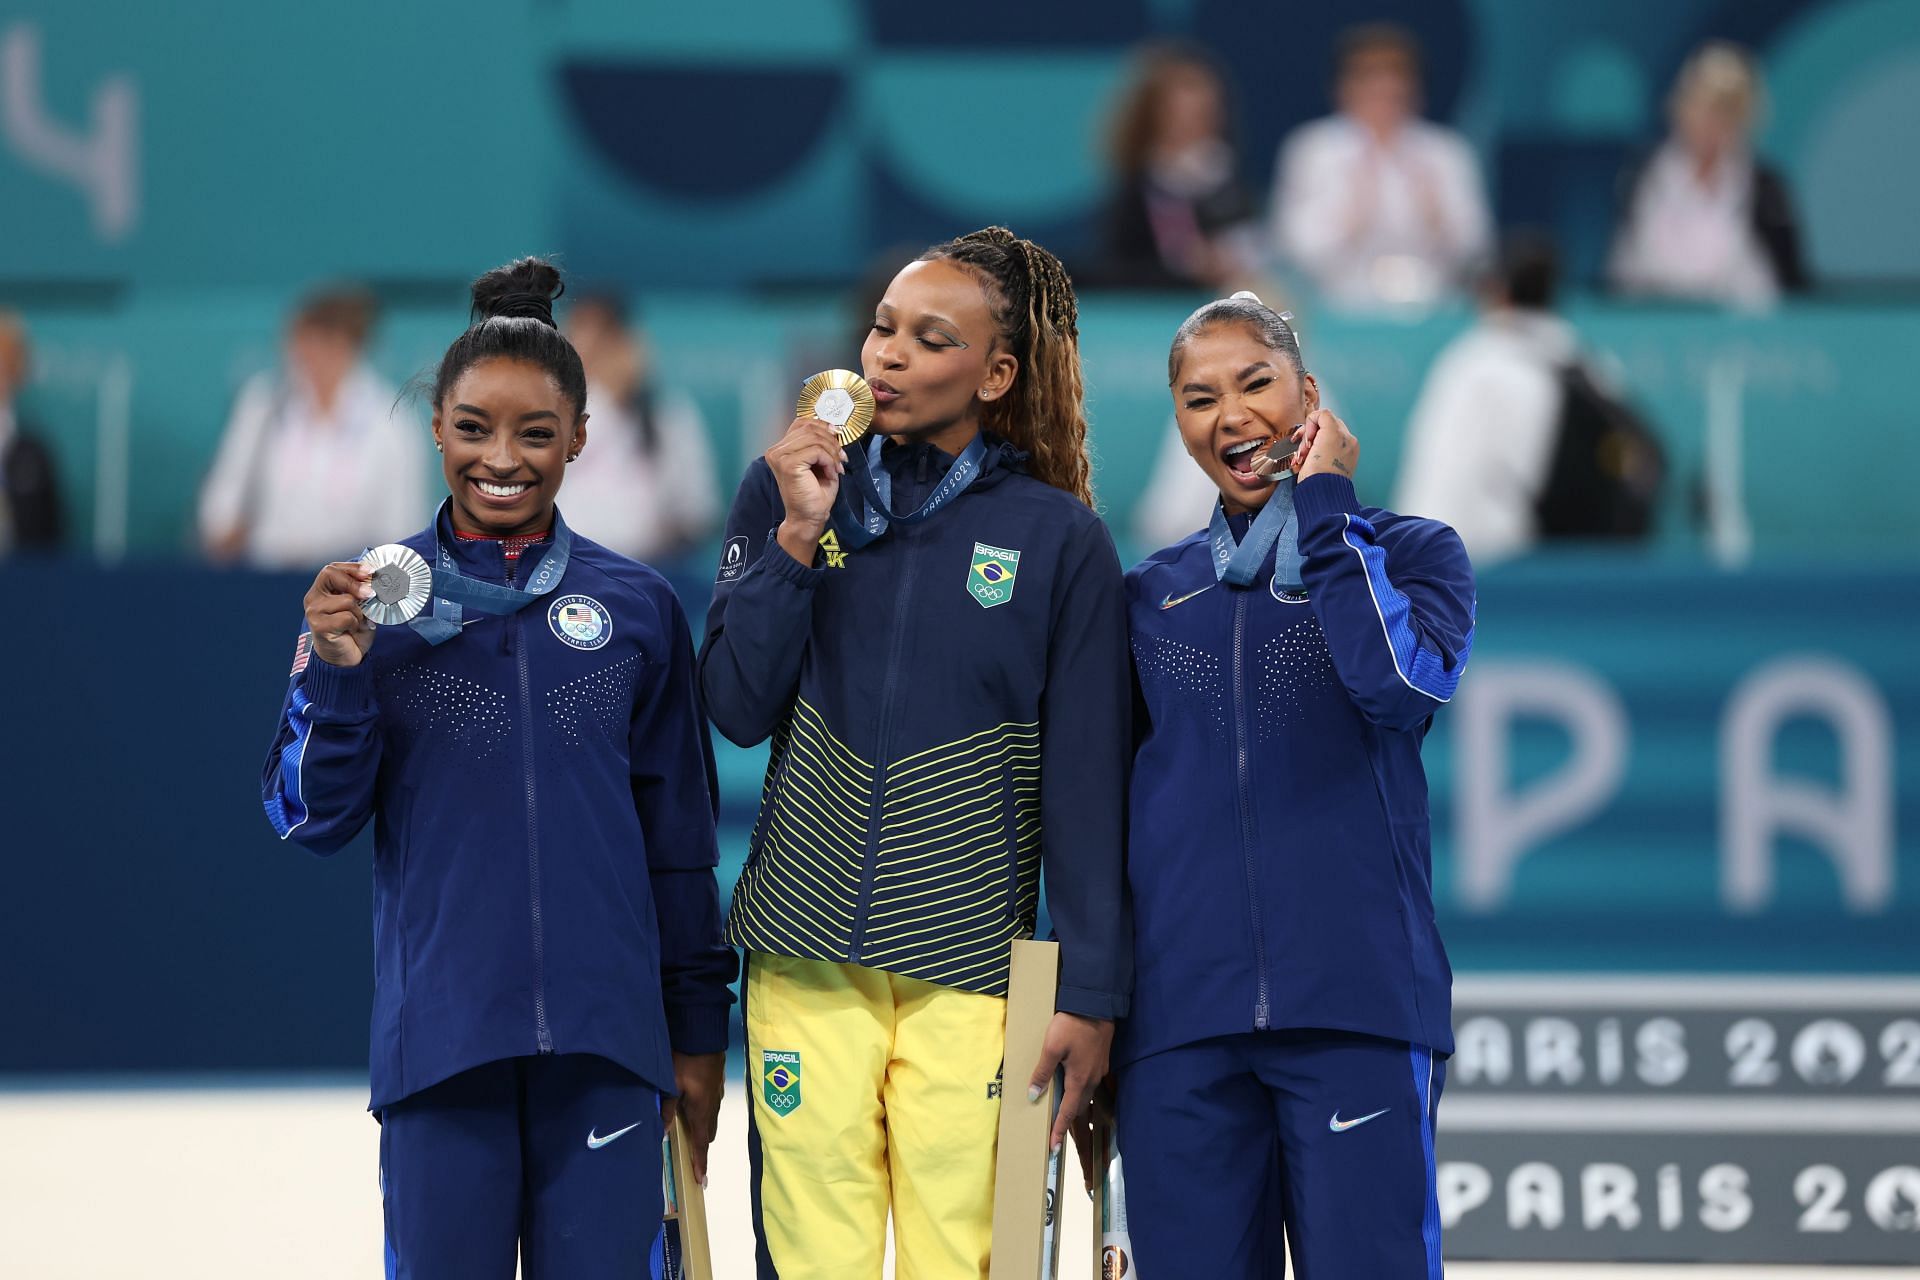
[470,256,565,328]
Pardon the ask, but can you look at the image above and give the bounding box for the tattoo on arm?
[1331,455,1352,475]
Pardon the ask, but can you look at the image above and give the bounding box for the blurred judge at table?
[1095,41,1261,292]
[1270,23,1491,311]
[199,288,424,568]
[1609,41,1810,310]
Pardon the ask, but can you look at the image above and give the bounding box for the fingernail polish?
[1027,1085,1043,1104]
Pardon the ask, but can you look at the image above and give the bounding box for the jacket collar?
[430,497,557,580]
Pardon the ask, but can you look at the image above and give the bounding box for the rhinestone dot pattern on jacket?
[378,666,511,759]
[1256,618,1337,738]
[547,655,643,750]
[1132,633,1227,735]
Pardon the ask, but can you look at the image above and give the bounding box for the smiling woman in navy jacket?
[1119,292,1474,1279]
[261,258,736,1280]
[701,227,1130,1279]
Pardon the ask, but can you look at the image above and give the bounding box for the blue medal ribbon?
[407,498,575,645]
[830,434,989,549]
[1209,475,1303,589]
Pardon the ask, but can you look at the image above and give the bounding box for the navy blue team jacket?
[1122,473,1474,1066]
[261,505,737,1110]
[700,436,1132,1018]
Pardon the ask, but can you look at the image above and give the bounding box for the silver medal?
[359,543,433,626]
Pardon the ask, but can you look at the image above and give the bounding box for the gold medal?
[795,369,875,446]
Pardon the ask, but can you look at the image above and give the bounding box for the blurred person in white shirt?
[559,293,718,564]
[1394,235,1574,564]
[1271,24,1491,312]
[199,289,424,567]
[1609,41,1809,310]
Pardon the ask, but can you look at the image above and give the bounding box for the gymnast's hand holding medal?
[768,369,874,565]
[301,542,436,668]
[303,559,382,668]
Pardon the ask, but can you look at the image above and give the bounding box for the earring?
[566,454,578,463]
[979,389,994,401]
[434,441,443,453]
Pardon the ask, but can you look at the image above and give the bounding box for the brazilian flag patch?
[968,543,1021,609]
[762,1050,802,1116]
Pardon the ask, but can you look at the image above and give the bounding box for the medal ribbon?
[1209,474,1303,589]
[829,434,989,550]
[408,498,575,645]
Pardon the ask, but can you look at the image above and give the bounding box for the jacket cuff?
[1291,473,1361,529]
[761,540,828,589]
[300,653,376,718]
[665,1001,732,1057]
[1056,984,1128,1021]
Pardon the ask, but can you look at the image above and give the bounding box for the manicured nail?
[1028,1084,1043,1104]
[357,584,375,600]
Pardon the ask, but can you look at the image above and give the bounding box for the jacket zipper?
[848,522,920,964]
[505,551,552,1053]
[1231,590,1272,1029]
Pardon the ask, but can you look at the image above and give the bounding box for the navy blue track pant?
[379,1053,663,1280]
[1116,1029,1445,1280]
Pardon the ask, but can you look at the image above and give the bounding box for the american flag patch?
[561,605,594,627]
[291,632,313,676]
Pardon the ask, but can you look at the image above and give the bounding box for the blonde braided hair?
[920,226,1094,507]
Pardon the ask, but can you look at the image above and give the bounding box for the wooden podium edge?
[667,1111,714,1280]
[989,938,1062,1280]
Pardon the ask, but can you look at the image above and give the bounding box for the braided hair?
[919,227,1095,507]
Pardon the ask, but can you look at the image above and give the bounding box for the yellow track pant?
[744,951,1008,1279]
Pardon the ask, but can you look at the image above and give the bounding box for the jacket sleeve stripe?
[265,686,315,839]
[1340,514,1472,704]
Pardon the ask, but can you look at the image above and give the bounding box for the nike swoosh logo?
[1329,1108,1390,1133]
[586,1122,642,1150]
[1160,584,1215,610]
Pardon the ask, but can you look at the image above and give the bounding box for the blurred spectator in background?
[1096,41,1260,291]
[1609,41,1809,309]
[199,288,423,568]
[0,311,64,554]
[1271,23,1491,311]
[1395,234,1664,564]
[559,293,718,563]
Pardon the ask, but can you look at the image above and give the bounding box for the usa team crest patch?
[762,1050,802,1115]
[968,543,1020,609]
[547,594,612,650]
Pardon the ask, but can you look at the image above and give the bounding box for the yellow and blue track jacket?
[699,437,1132,1018]
[261,508,738,1109]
